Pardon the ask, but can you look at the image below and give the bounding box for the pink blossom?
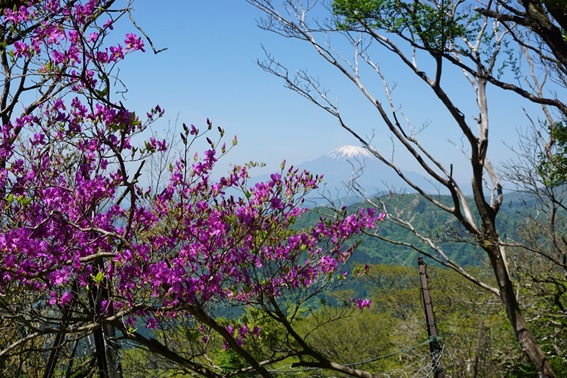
[146,317,158,330]
[13,41,30,58]
[109,45,124,60]
[60,291,73,306]
[48,292,58,306]
[353,298,372,310]
[124,33,145,52]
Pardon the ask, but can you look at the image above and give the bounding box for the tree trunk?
[92,259,122,378]
[488,244,555,378]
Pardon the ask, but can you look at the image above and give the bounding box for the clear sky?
[117,1,347,173]
[117,1,545,186]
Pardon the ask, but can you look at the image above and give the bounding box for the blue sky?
[117,1,544,186]
[119,1,347,173]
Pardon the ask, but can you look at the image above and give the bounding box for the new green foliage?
[539,120,567,186]
[333,0,469,51]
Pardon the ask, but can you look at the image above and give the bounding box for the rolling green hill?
[296,192,528,267]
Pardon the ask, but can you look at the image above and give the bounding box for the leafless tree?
[246,0,567,376]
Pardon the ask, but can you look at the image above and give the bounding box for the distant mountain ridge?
[249,146,548,267]
[248,145,454,206]
[294,145,444,201]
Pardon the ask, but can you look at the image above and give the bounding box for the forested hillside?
[296,192,529,267]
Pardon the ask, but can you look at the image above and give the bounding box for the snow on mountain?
[301,146,409,198]
[249,145,446,205]
[326,145,373,160]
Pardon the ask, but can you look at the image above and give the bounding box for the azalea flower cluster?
[3,0,145,104]
[0,101,382,331]
[0,1,383,360]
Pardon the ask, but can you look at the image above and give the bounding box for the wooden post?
[418,257,445,378]
[473,320,486,378]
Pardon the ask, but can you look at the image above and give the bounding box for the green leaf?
[92,271,105,284]
[96,87,108,98]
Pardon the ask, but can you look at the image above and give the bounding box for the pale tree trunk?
[470,76,555,377]
[246,0,561,376]
[487,242,555,377]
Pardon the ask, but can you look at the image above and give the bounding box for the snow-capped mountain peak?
[326,145,373,160]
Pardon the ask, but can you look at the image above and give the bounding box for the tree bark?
[487,243,555,377]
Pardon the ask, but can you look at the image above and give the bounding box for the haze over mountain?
[243,145,449,207]
[287,145,445,202]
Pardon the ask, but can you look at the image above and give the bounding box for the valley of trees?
[1,1,567,377]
